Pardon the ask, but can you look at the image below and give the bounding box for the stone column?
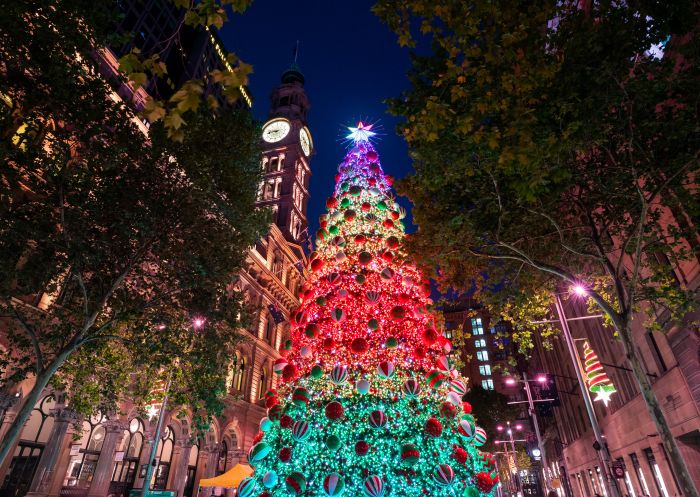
[223,449,243,497]
[86,420,126,497]
[26,407,79,497]
[193,444,218,497]
[0,409,21,481]
[167,440,192,497]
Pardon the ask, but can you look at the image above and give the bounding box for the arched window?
[110,418,144,494]
[258,365,269,399]
[265,315,275,343]
[153,426,175,490]
[183,442,200,497]
[231,352,246,393]
[63,412,106,488]
[217,441,228,475]
[4,395,56,497]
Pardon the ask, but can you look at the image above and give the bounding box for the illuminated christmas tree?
[582,341,616,406]
[238,123,497,497]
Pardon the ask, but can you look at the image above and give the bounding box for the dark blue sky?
[220,0,416,236]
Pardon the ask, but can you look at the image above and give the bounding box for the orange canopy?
[198,463,253,488]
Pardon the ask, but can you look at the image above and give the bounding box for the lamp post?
[497,421,527,497]
[505,375,551,491]
[552,292,621,497]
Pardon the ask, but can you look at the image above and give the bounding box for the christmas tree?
[239,123,497,497]
[582,341,616,406]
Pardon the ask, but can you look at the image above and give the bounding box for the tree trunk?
[617,319,699,497]
[0,349,75,469]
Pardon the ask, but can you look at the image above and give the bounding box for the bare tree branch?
[11,306,44,375]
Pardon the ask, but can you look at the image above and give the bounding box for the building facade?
[531,263,700,497]
[0,14,311,497]
[443,298,514,395]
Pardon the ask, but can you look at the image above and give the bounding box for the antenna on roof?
[293,40,300,64]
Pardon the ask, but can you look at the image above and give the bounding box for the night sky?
[220,0,416,237]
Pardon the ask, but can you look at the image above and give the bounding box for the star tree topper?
[347,121,376,143]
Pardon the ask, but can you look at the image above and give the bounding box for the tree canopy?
[374,1,700,494]
[0,0,268,462]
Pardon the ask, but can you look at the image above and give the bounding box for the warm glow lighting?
[572,284,587,296]
[536,375,547,383]
[192,317,205,329]
[514,424,523,431]
[496,425,504,432]
[505,378,516,386]
[346,121,377,142]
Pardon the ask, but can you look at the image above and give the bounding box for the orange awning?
[198,463,253,488]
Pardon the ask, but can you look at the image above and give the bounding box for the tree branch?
[527,209,603,261]
[11,306,44,375]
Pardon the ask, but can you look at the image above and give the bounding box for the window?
[482,379,494,390]
[476,350,489,361]
[471,317,484,335]
[475,339,486,348]
[217,441,228,475]
[644,448,670,497]
[479,365,491,376]
[111,418,144,487]
[630,453,651,496]
[258,366,269,399]
[230,352,246,392]
[153,426,175,489]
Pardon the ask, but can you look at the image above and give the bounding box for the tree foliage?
[0,0,268,457]
[374,1,700,494]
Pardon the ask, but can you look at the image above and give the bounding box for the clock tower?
[258,64,313,246]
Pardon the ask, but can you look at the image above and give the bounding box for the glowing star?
[593,387,615,406]
[347,121,376,142]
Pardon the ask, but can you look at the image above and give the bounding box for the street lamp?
[504,374,551,491]
[495,421,526,497]
[552,290,622,497]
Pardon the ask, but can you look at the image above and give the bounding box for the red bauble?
[323,337,335,350]
[279,447,292,463]
[326,197,338,208]
[351,337,369,354]
[355,234,367,244]
[422,328,439,346]
[355,440,370,455]
[398,292,410,304]
[252,431,264,445]
[265,396,278,409]
[366,151,378,161]
[383,219,394,228]
[386,236,399,249]
[452,446,468,464]
[282,364,297,382]
[368,178,377,186]
[439,401,457,419]
[424,417,443,437]
[280,414,293,429]
[475,472,496,492]
[326,401,344,420]
[462,402,473,414]
[386,175,394,185]
[258,492,271,497]
[414,346,427,359]
[361,202,371,211]
[310,259,324,272]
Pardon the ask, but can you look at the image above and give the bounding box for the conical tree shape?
[241,124,497,497]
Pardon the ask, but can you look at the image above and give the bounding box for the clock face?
[299,127,312,156]
[262,119,291,143]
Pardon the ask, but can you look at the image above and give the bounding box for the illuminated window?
[482,379,494,390]
[476,350,489,361]
[475,339,486,348]
[471,317,484,335]
[479,365,492,376]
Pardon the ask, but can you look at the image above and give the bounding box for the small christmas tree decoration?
[582,341,617,406]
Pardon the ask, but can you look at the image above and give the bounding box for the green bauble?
[368,319,379,330]
[385,337,398,348]
[465,486,481,497]
[325,434,341,451]
[376,200,387,210]
[355,274,366,284]
[329,225,339,235]
[340,198,351,208]
[311,365,323,378]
